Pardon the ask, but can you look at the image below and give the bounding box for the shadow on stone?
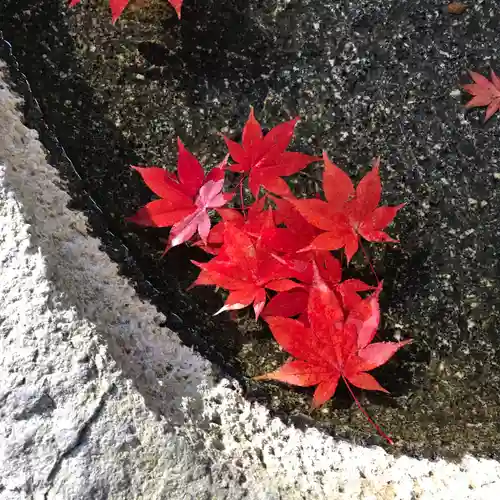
[0,1,249,422]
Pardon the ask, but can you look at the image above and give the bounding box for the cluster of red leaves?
[69,0,183,24]
[128,108,410,443]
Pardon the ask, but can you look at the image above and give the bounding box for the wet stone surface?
[1,0,500,459]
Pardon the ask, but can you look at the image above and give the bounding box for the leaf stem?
[359,241,380,285]
[240,180,245,211]
[342,375,393,445]
[233,175,247,212]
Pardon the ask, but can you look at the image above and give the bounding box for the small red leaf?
[262,289,309,319]
[129,141,232,252]
[205,157,228,183]
[303,231,348,253]
[463,69,500,122]
[168,0,183,18]
[242,106,263,151]
[255,272,411,443]
[225,108,319,196]
[294,157,403,260]
[362,204,405,232]
[346,294,380,349]
[214,287,259,315]
[109,0,129,22]
[292,199,342,232]
[190,222,295,318]
[312,376,341,408]
[224,138,246,165]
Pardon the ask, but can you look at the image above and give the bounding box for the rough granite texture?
[1,0,500,458]
[2,62,500,500]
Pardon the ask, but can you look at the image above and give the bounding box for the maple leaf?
[293,153,404,262]
[190,214,301,319]
[261,288,309,323]
[262,277,374,327]
[268,195,342,284]
[128,139,232,250]
[69,0,183,23]
[271,195,320,253]
[198,196,269,253]
[260,194,373,321]
[224,108,320,197]
[255,267,411,443]
[463,69,500,122]
[167,0,183,18]
[196,195,297,256]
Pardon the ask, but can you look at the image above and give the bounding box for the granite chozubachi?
[2,0,500,459]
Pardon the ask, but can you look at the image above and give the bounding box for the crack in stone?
[43,383,115,499]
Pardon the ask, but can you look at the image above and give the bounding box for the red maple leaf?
[195,196,269,254]
[262,276,375,325]
[293,153,404,262]
[128,139,232,250]
[463,69,500,122]
[271,195,372,309]
[69,0,183,23]
[260,195,373,321]
[167,0,183,18]
[269,195,343,284]
[224,108,320,197]
[261,288,309,324]
[196,195,298,256]
[271,195,320,252]
[190,214,301,319]
[255,267,411,443]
